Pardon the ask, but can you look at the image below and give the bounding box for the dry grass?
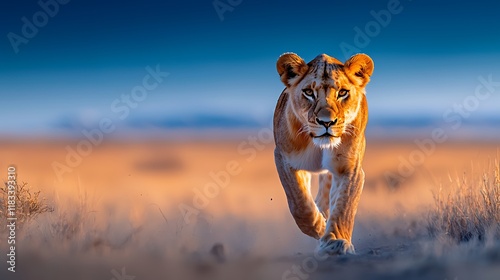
[0,142,499,279]
[427,160,500,243]
[0,182,53,230]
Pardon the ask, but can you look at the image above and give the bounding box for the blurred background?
[1,0,499,140]
[1,1,499,279]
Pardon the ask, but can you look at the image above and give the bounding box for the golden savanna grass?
[0,140,499,280]
[427,160,499,243]
[0,182,53,229]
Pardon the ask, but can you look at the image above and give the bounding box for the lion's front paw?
[318,239,355,255]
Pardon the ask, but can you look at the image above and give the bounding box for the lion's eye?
[338,89,349,98]
[302,88,314,99]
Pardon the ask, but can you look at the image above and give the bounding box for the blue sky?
[1,0,500,138]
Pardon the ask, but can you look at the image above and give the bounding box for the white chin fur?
[312,137,341,149]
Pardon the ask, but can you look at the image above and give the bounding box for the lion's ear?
[276,53,308,87]
[344,54,374,88]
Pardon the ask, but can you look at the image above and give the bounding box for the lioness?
[273,53,374,255]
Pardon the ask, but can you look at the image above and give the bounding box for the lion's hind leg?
[315,172,332,219]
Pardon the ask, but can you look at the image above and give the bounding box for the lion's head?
[276,53,374,149]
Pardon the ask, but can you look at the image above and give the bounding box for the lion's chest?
[285,144,334,172]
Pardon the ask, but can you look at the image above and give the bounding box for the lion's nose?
[316,117,337,128]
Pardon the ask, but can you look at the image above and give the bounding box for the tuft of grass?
[427,160,500,243]
[0,182,53,230]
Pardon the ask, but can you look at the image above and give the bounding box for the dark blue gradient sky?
[1,0,500,137]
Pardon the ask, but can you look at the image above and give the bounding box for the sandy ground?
[0,137,499,280]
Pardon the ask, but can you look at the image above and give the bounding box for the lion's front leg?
[319,168,365,255]
[275,150,326,239]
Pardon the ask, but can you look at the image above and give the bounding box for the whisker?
[344,124,357,137]
[346,123,357,131]
[296,125,309,138]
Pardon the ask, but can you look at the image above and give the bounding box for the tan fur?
[274,53,374,255]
